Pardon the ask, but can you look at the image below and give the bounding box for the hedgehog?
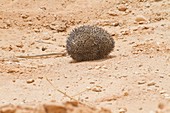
[66,25,115,62]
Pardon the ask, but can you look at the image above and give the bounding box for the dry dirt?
[0,0,170,113]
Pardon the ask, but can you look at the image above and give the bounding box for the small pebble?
[163,93,169,97]
[147,81,156,86]
[34,28,40,32]
[91,86,102,92]
[27,22,33,25]
[141,26,150,30]
[38,64,46,67]
[42,37,51,40]
[85,97,89,99]
[147,87,154,91]
[159,75,164,78]
[159,90,166,94]
[102,65,108,69]
[27,79,35,84]
[107,11,119,16]
[117,5,128,11]
[123,92,129,96]
[86,87,91,90]
[113,22,119,26]
[139,107,143,110]
[7,69,19,73]
[88,67,93,70]
[38,76,43,79]
[16,43,24,48]
[42,47,47,51]
[138,80,146,85]
[13,98,17,100]
[66,85,70,88]
[118,108,127,113]
[135,15,147,22]
[138,64,143,67]
[145,3,150,8]
[90,81,95,84]
[11,58,19,62]
[0,58,5,62]
[121,30,130,35]
[158,103,165,109]
[95,66,101,69]
[92,88,102,92]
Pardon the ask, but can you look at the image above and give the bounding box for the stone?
[117,5,128,11]
[43,103,67,113]
[135,15,147,23]
[26,79,35,84]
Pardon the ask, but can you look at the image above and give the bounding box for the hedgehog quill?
[66,25,115,62]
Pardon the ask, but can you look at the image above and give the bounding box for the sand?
[0,0,170,113]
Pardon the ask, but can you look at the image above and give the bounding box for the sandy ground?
[0,0,170,113]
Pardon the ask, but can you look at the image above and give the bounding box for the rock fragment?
[147,81,156,86]
[158,103,165,109]
[118,108,127,113]
[138,80,146,85]
[117,5,128,11]
[0,105,16,113]
[43,103,67,113]
[135,15,147,24]
[91,86,102,92]
[26,79,35,84]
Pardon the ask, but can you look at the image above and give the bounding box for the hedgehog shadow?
[69,55,115,63]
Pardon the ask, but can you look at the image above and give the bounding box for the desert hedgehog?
[66,25,115,61]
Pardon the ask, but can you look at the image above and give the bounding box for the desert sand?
[0,0,170,113]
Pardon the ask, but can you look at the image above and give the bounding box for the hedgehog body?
[66,25,115,61]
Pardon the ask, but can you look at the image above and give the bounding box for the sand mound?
[0,101,111,113]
